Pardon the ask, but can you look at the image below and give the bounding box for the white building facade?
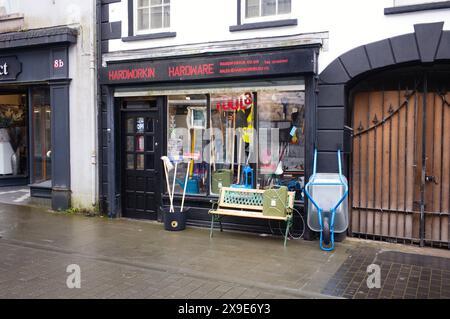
[99,0,450,248]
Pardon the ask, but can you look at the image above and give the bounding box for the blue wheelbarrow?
[303,149,349,251]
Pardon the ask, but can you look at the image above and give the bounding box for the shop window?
[165,88,305,199]
[210,92,256,194]
[0,93,27,177]
[243,0,291,22]
[135,0,170,35]
[31,88,51,184]
[167,94,208,195]
[257,91,304,193]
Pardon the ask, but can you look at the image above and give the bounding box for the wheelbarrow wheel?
[322,216,331,245]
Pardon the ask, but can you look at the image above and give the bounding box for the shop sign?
[0,56,21,81]
[102,48,315,84]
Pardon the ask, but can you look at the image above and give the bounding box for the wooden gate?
[351,76,450,248]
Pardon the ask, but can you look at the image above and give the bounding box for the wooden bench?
[208,187,295,246]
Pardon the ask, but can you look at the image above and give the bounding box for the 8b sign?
[54,59,65,69]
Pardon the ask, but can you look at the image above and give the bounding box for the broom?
[161,156,174,212]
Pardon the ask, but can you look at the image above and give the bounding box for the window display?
[167,94,208,195]
[210,92,255,193]
[165,87,305,200]
[0,94,27,177]
[257,91,305,196]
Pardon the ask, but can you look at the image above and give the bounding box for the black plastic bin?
[162,207,189,231]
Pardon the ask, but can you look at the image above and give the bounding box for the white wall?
[1,0,85,28]
[107,0,450,72]
[1,0,97,209]
[66,1,98,209]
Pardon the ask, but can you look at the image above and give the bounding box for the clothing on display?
[0,128,14,175]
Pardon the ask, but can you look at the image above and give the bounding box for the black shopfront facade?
[0,27,75,211]
[99,45,321,236]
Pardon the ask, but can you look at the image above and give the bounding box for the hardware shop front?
[100,45,319,235]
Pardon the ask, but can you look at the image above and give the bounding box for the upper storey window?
[135,0,170,34]
[243,0,291,23]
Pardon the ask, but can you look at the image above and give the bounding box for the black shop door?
[121,108,161,220]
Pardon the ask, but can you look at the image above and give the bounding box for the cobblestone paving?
[322,247,450,299]
[0,203,350,299]
[1,203,450,299]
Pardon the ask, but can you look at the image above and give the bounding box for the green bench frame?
[208,187,295,247]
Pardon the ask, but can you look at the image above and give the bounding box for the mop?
[161,156,174,212]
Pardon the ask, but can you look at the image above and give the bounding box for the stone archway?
[317,22,450,247]
[317,21,450,173]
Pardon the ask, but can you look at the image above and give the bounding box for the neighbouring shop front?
[317,22,450,248]
[0,26,75,210]
[100,45,319,236]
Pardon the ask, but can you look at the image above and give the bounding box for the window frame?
[241,0,292,24]
[133,0,171,36]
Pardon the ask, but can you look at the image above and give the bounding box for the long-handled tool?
[230,110,236,182]
[235,103,248,185]
[236,130,243,184]
[161,156,174,212]
[171,159,178,210]
[210,112,216,172]
[180,160,191,213]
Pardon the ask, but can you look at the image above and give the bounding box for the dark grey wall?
[0,47,70,84]
[50,81,71,210]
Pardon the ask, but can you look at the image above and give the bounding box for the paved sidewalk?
[0,203,449,299]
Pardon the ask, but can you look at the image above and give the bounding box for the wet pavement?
[322,247,450,299]
[0,203,449,299]
[0,186,50,208]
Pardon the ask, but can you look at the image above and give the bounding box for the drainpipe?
[90,0,98,207]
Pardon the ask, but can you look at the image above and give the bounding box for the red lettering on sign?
[168,63,214,78]
[216,93,252,111]
[271,59,289,64]
[108,67,156,81]
[219,66,270,74]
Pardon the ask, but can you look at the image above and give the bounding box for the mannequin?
[0,128,14,175]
